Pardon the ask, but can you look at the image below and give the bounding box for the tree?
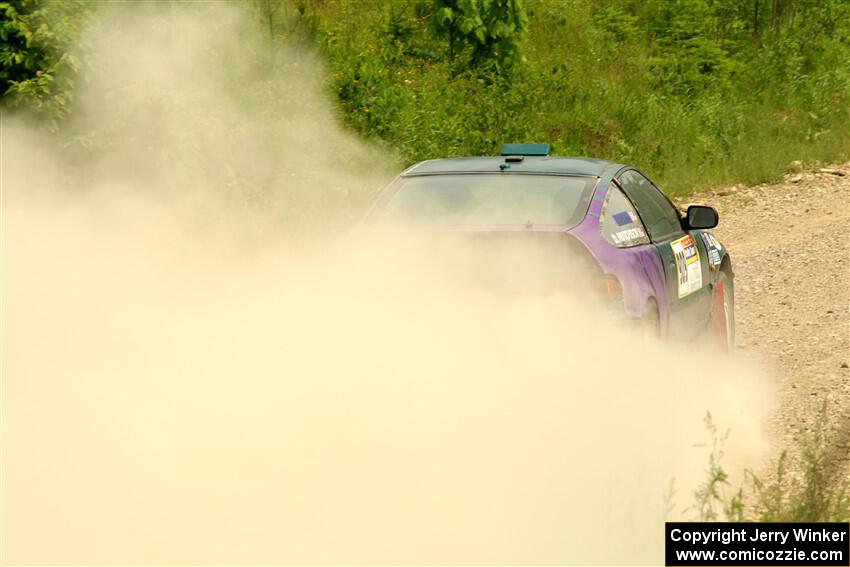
[0,0,88,130]
[433,0,528,75]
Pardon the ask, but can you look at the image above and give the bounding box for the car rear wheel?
[710,269,735,352]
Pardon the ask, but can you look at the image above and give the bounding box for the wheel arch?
[719,252,734,279]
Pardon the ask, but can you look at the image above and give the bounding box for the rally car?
[364,144,734,349]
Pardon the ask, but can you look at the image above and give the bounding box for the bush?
[0,0,90,130]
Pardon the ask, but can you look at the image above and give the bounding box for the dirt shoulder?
[696,164,850,474]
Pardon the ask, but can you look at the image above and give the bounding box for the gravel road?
[697,164,850,475]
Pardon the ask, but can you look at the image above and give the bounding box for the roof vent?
[500,143,550,156]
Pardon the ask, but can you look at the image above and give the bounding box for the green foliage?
[692,414,736,521]
[646,0,742,94]
[249,0,305,43]
[304,0,850,195]
[692,407,850,522]
[750,407,850,522]
[0,0,89,130]
[433,0,528,74]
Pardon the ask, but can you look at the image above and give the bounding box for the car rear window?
[372,174,597,227]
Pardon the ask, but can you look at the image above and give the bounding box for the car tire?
[710,268,736,352]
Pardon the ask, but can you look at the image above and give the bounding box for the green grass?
[693,407,849,522]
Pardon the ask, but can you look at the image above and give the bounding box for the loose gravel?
[697,164,850,476]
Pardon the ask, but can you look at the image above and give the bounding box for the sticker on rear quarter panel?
[700,232,722,266]
[611,226,647,246]
[671,235,702,298]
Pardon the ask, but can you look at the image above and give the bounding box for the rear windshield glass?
[372,174,597,227]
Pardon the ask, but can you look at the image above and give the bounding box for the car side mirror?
[685,205,718,229]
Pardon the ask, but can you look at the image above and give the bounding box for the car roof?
[403,156,622,178]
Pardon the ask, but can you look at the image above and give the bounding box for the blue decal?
[613,211,633,226]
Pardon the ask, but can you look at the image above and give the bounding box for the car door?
[616,169,713,339]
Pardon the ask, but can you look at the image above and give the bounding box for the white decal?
[700,232,723,266]
[708,248,721,265]
[671,235,703,298]
[611,227,647,246]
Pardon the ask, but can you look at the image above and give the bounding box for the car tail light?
[598,274,623,301]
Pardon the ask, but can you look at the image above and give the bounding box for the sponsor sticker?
[611,226,647,246]
[700,232,723,266]
[708,248,721,266]
[709,233,722,251]
[671,234,703,298]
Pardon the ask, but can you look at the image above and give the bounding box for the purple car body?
[366,147,734,345]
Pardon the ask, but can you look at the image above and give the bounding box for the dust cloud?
[2,3,774,564]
